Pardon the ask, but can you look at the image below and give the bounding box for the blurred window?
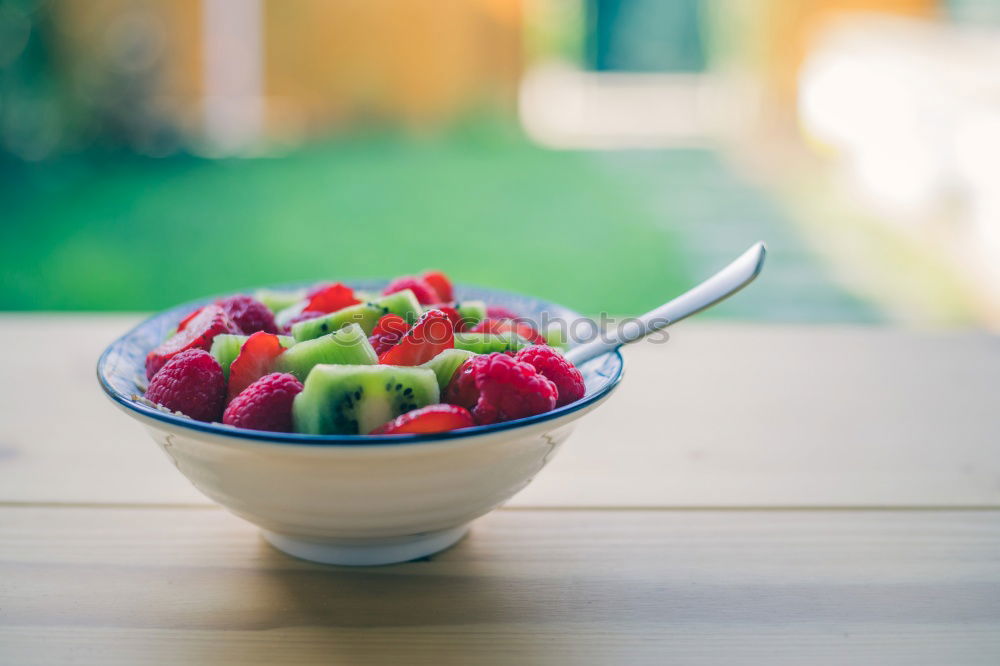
[586,0,706,72]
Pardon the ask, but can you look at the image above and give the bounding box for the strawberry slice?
[227,332,287,401]
[486,305,520,320]
[421,271,453,303]
[370,404,474,435]
[306,282,334,298]
[433,305,467,332]
[382,276,440,305]
[470,317,547,345]
[175,306,204,333]
[378,309,454,366]
[304,282,360,314]
[147,305,236,379]
[368,313,410,355]
[373,313,409,336]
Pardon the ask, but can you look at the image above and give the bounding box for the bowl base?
[262,525,469,566]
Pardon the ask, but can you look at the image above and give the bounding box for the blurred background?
[1,0,998,325]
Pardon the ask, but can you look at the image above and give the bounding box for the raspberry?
[146,305,237,379]
[282,310,326,334]
[383,276,440,305]
[217,295,278,334]
[145,349,226,422]
[443,358,479,409]
[444,353,557,425]
[515,345,585,407]
[223,372,303,432]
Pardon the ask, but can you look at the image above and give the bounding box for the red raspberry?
[515,345,585,407]
[223,372,303,432]
[217,295,278,334]
[383,276,440,305]
[443,358,479,409]
[146,305,237,379]
[145,349,226,422]
[444,353,557,425]
[282,310,326,334]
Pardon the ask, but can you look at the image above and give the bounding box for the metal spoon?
[564,242,767,366]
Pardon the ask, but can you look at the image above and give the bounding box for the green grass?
[0,124,690,315]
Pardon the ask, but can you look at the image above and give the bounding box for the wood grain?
[1,506,999,665]
[2,315,998,665]
[1,315,998,507]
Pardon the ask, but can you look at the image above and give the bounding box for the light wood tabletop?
[2,314,999,664]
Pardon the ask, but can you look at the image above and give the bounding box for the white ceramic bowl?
[97,283,624,565]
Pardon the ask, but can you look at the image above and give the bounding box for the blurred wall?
[46,0,522,152]
[265,0,522,139]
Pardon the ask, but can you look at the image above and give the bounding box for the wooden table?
[2,315,999,664]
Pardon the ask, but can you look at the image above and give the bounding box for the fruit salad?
[142,271,586,436]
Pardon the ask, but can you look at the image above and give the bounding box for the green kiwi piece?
[274,324,377,381]
[454,332,532,355]
[291,289,422,341]
[293,364,440,435]
[255,288,307,314]
[543,322,569,349]
[210,334,294,381]
[454,300,487,328]
[420,348,475,390]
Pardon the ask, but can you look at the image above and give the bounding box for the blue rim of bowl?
[96,281,625,446]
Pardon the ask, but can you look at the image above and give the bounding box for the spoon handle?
[564,242,767,366]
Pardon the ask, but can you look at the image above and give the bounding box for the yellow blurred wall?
[52,0,521,141]
[264,0,522,137]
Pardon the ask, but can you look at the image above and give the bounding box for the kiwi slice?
[293,364,440,435]
[420,348,475,390]
[255,288,307,314]
[210,334,295,380]
[291,289,422,341]
[454,332,532,355]
[543,322,569,349]
[454,300,487,328]
[274,324,377,381]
